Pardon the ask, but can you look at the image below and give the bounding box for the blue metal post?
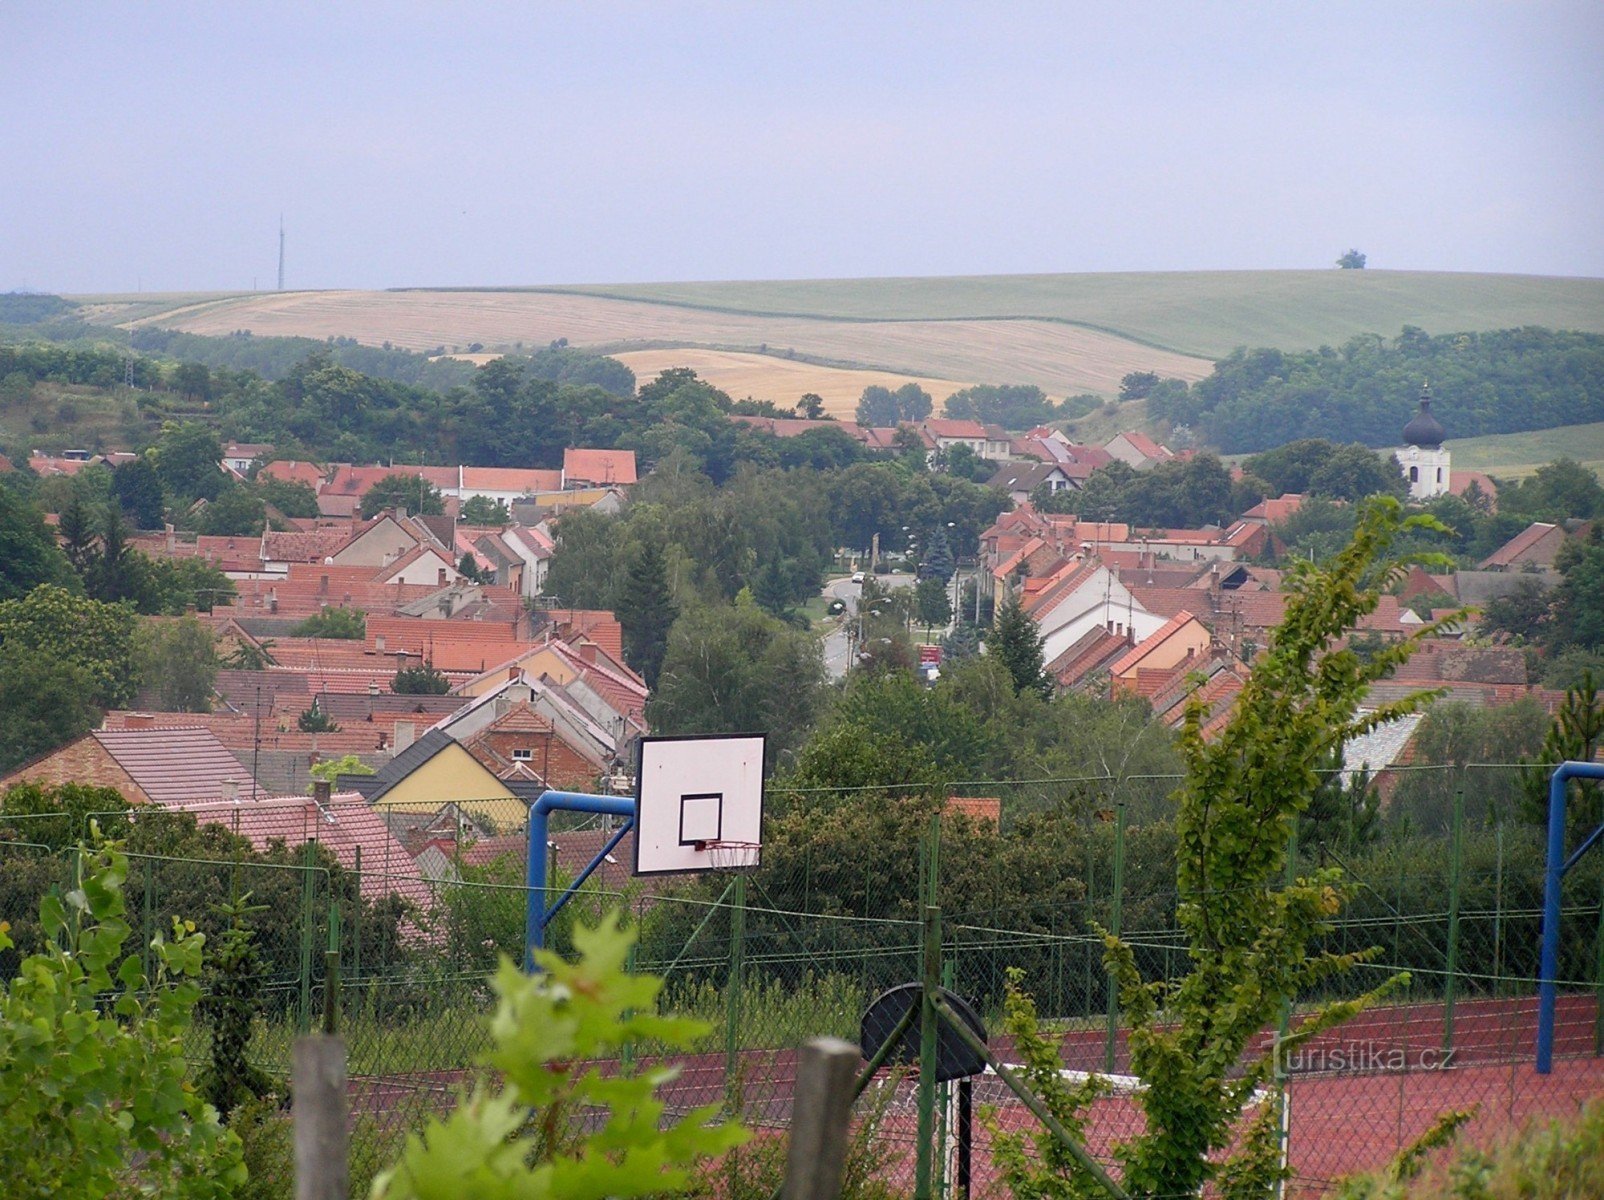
[1536,761,1604,1073]
[523,791,637,969]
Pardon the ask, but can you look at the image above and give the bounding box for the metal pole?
[725,872,747,1113]
[916,811,942,1200]
[1538,761,1604,1072]
[1443,784,1465,1053]
[1104,801,1125,1074]
[298,842,316,1034]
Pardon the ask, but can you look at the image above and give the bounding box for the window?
[1409,466,1419,483]
[1436,468,1443,483]
[511,749,533,760]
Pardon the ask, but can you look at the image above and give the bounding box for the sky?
[3,2,1602,293]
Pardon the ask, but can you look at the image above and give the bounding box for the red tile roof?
[923,418,988,440]
[1480,522,1562,569]
[461,466,564,493]
[91,726,267,804]
[263,527,355,562]
[563,448,637,486]
[1108,610,1200,677]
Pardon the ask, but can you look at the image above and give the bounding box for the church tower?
[1399,383,1449,500]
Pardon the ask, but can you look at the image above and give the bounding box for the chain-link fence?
[2,763,1601,1198]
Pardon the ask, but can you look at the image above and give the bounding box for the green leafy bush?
[372,912,747,1199]
[0,836,245,1198]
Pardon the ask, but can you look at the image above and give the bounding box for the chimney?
[438,567,448,586]
[164,523,176,551]
[313,779,332,806]
[394,721,415,752]
[319,574,329,596]
[221,778,239,802]
[508,665,520,682]
[267,588,278,614]
[124,712,154,730]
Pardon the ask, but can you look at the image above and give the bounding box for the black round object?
[1403,389,1445,448]
[859,983,989,1083]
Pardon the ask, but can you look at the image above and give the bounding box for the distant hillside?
[540,269,1604,359]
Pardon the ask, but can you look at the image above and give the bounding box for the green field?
[1447,421,1604,481]
[540,270,1604,359]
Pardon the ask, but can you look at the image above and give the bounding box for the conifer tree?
[989,590,1051,698]
[617,540,677,690]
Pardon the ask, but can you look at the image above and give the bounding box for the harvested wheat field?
[129,289,1214,398]
[610,349,972,418]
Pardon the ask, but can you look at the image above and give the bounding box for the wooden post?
[293,1036,347,1200]
[295,951,347,1200]
[783,1037,861,1200]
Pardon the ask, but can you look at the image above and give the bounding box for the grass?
[539,269,1604,359]
[0,381,157,455]
[1443,421,1604,481]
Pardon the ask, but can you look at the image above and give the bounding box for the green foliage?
[460,495,511,525]
[393,663,452,694]
[136,614,219,712]
[989,590,1051,698]
[371,914,747,1199]
[0,484,75,600]
[1496,457,1604,522]
[196,894,274,1117]
[1337,249,1368,269]
[1520,671,1604,834]
[310,753,375,785]
[1075,454,1244,529]
[297,699,340,733]
[292,604,367,639]
[1335,1098,1604,1200]
[1154,327,1604,453]
[943,383,1057,429]
[616,538,678,689]
[112,454,167,527]
[362,473,445,518]
[1549,522,1604,652]
[0,582,139,707]
[1246,438,1407,503]
[0,837,246,1198]
[1000,499,1455,1200]
[856,382,932,426]
[154,421,227,501]
[0,645,100,772]
[194,482,268,537]
[648,599,826,763]
[254,472,320,518]
[914,574,952,628]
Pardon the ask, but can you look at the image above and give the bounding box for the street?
[820,572,914,681]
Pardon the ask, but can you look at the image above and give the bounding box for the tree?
[616,539,679,689]
[917,524,956,582]
[0,648,100,773]
[136,615,218,712]
[994,497,1453,1200]
[360,473,445,518]
[297,699,339,733]
[798,392,825,420]
[392,663,451,695]
[193,485,267,538]
[291,605,366,639]
[112,456,166,528]
[915,575,953,630]
[1482,577,1553,643]
[55,492,99,578]
[154,422,226,501]
[460,495,511,526]
[988,591,1051,699]
[1120,371,1161,401]
[253,474,319,519]
[855,382,932,426]
[648,599,826,763]
[1522,671,1604,835]
[87,508,141,604]
[0,487,74,601]
[1551,524,1604,651]
[1337,248,1367,269]
[1307,444,1406,502]
[0,584,138,708]
[0,839,246,1198]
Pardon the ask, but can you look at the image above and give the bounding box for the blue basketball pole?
[1536,760,1604,1074]
[524,790,637,969]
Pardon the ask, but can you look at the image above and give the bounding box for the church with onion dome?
[1398,383,1449,500]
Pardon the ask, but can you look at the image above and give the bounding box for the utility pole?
[277,216,286,291]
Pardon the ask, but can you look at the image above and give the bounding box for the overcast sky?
[3,2,1601,293]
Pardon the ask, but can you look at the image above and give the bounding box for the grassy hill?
[1447,421,1604,481]
[539,269,1604,359]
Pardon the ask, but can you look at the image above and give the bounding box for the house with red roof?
[1107,611,1212,699]
[0,723,266,806]
[1104,431,1175,471]
[562,448,637,488]
[1479,522,1567,571]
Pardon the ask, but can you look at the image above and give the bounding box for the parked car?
[851,571,865,583]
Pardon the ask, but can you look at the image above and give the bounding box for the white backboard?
[634,734,766,875]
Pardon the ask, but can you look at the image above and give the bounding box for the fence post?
[1103,801,1126,1074]
[782,1037,861,1200]
[294,951,347,1200]
[724,871,747,1113]
[351,845,362,1002]
[298,842,316,1034]
[1443,783,1465,1053]
[142,861,155,988]
[915,811,942,1200]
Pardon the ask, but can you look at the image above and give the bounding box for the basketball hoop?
[698,839,760,872]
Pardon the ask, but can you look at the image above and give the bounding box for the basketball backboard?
[634,733,766,875]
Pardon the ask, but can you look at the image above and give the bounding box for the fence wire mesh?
[1,762,1601,1198]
